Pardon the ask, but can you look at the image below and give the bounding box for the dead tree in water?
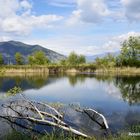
[0,97,109,138]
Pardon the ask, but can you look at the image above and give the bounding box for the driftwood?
[0,97,109,138]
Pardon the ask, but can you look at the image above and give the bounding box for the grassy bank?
[0,65,49,75]
[95,67,140,75]
[0,64,96,75]
[5,131,140,140]
[0,65,140,75]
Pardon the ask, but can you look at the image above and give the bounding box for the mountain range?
[0,41,66,64]
[0,40,120,64]
[86,51,120,62]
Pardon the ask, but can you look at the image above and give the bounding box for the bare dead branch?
[0,98,109,138]
[83,108,109,129]
[34,101,63,119]
[0,114,89,138]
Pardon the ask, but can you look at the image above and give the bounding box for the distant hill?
[0,41,66,64]
[86,51,120,62]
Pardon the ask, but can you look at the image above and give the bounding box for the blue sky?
[0,0,140,56]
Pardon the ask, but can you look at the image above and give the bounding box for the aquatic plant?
[6,86,22,96]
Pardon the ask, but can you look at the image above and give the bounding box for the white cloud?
[24,31,140,56]
[99,31,140,55]
[1,0,139,57]
[68,0,110,24]
[0,36,12,42]
[48,0,76,7]
[20,0,32,10]
[84,43,120,56]
[0,0,63,35]
[1,16,31,35]
[0,0,18,18]
[105,83,122,100]
[67,0,140,23]
[121,0,140,21]
[111,31,140,43]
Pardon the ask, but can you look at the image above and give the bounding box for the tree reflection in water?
[0,74,139,137]
[0,74,49,92]
[68,74,86,86]
[94,75,140,105]
[114,76,140,105]
[0,74,139,105]
[67,74,140,105]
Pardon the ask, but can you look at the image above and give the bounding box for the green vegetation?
[25,36,139,69]
[0,53,4,65]
[95,54,116,68]
[0,36,140,74]
[0,36,140,69]
[95,36,140,68]
[2,76,140,139]
[15,52,24,65]
[6,86,22,96]
[117,36,140,67]
[5,131,140,140]
[28,51,50,65]
[114,76,140,105]
[59,52,86,66]
[67,52,86,65]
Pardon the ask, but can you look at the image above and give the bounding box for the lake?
[0,74,140,137]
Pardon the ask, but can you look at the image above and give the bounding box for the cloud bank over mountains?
[0,0,140,56]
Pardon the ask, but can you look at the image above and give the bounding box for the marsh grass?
[5,131,95,140]
[95,67,140,75]
[4,131,140,140]
[0,65,140,75]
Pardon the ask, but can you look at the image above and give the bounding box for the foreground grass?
[5,131,140,140]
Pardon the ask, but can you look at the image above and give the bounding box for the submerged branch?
[0,98,109,138]
[83,109,109,129]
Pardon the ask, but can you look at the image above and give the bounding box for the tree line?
[0,50,86,66]
[95,36,140,68]
[0,36,139,67]
[0,51,50,65]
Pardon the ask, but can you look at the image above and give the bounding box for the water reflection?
[68,74,140,105]
[68,74,86,86]
[114,76,140,105]
[0,75,49,92]
[93,75,114,83]
[0,74,140,135]
[0,74,140,106]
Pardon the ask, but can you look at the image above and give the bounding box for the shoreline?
[0,65,140,76]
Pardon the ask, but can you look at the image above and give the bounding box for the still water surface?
[0,74,140,135]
